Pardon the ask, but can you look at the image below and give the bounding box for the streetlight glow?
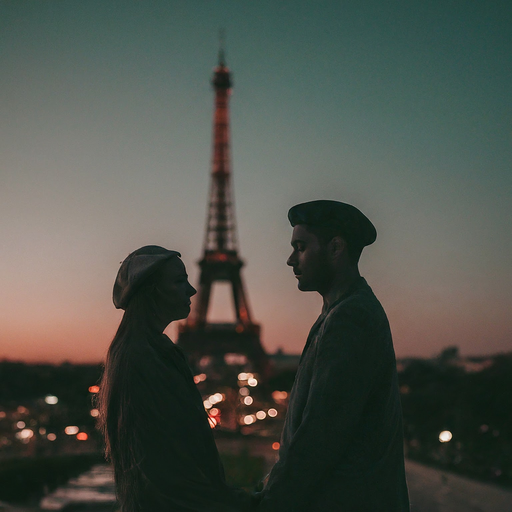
[439,430,453,443]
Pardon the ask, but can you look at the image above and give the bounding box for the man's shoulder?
[323,278,389,335]
[318,279,393,358]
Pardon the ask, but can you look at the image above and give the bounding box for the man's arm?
[259,305,384,511]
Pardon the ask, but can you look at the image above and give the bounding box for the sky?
[1,1,511,363]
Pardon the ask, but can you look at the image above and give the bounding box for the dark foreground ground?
[5,448,512,511]
[406,459,512,512]
[221,439,512,512]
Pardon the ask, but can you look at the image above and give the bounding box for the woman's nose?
[188,283,197,297]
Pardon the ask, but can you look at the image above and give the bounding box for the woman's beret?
[113,245,181,310]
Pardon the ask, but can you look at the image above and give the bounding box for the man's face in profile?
[287,224,333,293]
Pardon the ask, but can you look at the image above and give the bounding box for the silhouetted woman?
[98,246,249,511]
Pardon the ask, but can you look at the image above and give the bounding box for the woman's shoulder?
[117,333,170,381]
[125,335,192,386]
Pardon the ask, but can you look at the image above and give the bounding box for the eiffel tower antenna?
[218,28,226,65]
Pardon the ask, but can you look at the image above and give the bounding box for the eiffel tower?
[178,49,270,380]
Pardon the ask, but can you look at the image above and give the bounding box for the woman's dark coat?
[118,333,246,511]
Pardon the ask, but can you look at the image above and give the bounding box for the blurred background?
[0,1,511,511]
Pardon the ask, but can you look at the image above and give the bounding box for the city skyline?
[1,1,511,362]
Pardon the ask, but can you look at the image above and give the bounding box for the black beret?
[288,200,377,248]
[113,245,181,310]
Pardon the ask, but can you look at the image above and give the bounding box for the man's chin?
[297,281,313,292]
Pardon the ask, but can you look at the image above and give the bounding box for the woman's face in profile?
[155,257,197,323]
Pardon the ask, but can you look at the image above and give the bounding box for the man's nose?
[286,252,295,267]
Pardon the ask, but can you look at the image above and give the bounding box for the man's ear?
[329,236,347,259]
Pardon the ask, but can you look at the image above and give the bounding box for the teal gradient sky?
[1,1,511,362]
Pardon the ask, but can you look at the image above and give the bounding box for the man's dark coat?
[259,277,410,511]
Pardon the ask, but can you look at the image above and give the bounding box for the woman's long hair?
[97,283,161,512]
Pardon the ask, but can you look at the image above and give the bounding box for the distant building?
[269,348,301,373]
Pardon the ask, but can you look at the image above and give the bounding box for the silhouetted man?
[258,200,410,511]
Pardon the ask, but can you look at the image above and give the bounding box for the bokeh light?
[243,415,255,425]
[256,410,266,420]
[439,430,453,443]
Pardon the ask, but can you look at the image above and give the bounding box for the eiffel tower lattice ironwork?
[178,50,270,379]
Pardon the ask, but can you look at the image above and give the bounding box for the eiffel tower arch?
[178,49,271,381]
